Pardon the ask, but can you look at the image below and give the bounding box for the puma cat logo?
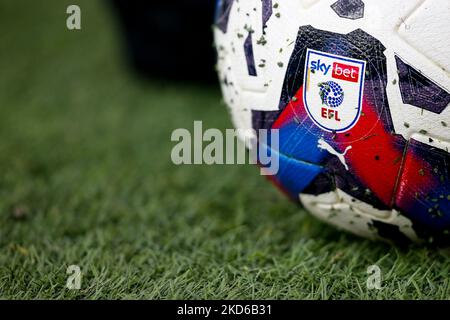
[318,138,352,170]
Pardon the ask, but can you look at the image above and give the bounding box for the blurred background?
[110,0,217,82]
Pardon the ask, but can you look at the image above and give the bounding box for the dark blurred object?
[110,0,217,83]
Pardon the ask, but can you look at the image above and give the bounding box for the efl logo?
[332,62,360,83]
[304,49,367,133]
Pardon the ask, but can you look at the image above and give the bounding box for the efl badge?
[303,49,367,133]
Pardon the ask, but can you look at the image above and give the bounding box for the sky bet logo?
[311,60,361,83]
[304,49,367,133]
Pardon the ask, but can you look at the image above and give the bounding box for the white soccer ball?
[214,0,450,244]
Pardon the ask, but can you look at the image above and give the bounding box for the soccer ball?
[214,0,450,245]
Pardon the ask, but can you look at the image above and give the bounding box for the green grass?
[0,0,449,300]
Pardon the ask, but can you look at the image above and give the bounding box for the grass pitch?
[0,0,449,299]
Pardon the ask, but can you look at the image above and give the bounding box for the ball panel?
[395,137,450,242]
[395,55,450,114]
[397,0,450,72]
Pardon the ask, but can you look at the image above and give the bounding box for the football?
[214,0,450,244]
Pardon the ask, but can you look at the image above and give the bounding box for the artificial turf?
[0,0,449,299]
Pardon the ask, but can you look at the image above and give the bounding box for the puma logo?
[318,138,352,170]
